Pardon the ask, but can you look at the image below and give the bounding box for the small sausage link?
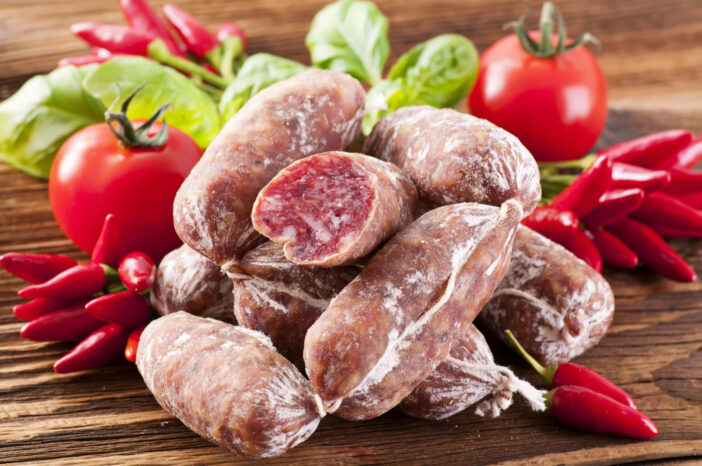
[305,201,522,420]
[137,312,325,458]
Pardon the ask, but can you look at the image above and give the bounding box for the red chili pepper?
[551,155,612,217]
[547,386,657,439]
[13,297,70,321]
[632,191,702,232]
[588,228,638,269]
[610,162,671,192]
[558,228,603,273]
[216,22,248,49]
[677,190,702,210]
[203,63,218,74]
[162,3,218,59]
[70,22,155,55]
[54,323,131,373]
[521,206,580,243]
[648,223,702,239]
[505,330,637,409]
[124,325,146,362]
[599,129,693,167]
[0,252,77,284]
[91,213,122,268]
[20,301,103,342]
[580,188,645,228]
[654,136,702,170]
[85,291,151,328]
[661,168,702,196]
[58,55,111,67]
[119,0,184,56]
[18,263,106,300]
[118,252,157,293]
[607,218,697,282]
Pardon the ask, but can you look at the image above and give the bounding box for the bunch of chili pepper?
[0,214,156,373]
[505,331,657,439]
[59,0,248,98]
[527,129,702,282]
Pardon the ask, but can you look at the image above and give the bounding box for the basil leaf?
[306,0,389,84]
[83,57,221,149]
[219,53,307,122]
[362,79,410,135]
[388,34,479,109]
[0,65,105,178]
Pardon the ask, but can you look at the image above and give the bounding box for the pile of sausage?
[138,69,615,458]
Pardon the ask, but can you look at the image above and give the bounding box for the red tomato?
[469,33,608,161]
[49,122,201,263]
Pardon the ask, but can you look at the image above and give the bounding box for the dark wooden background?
[1,0,702,464]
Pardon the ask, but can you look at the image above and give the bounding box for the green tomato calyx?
[506,2,600,58]
[105,83,170,149]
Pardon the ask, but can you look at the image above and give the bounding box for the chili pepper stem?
[101,264,121,285]
[543,388,556,407]
[539,153,597,176]
[148,38,228,88]
[505,330,556,384]
[197,82,224,99]
[212,36,243,82]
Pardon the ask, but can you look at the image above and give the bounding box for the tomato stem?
[507,2,600,58]
[104,83,170,149]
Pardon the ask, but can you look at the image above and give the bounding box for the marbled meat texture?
[150,244,234,323]
[304,201,523,421]
[478,225,615,366]
[251,151,418,267]
[137,312,325,458]
[173,69,366,268]
[364,106,541,215]
[233,242,359,367]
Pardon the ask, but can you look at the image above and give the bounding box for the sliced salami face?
[364,106,541,215]
[252,152,418,267]
[304,201,523,421]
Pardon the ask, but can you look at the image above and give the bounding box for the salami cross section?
[364,106,541,215]
[304,201,523,421]
[478,225,615,366]
[137,312,325,458]
[251,152,418,267]
[173,70,366,268]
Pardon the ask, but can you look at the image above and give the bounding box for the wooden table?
[1,1,702,464]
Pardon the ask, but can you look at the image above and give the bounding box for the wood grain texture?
[1,0,702,464]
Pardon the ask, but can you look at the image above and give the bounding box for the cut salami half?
[251,152,418,267]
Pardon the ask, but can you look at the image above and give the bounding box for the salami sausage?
[150,244,234,323]
[399,324,545,420]
[173,70,366,268]
[478,225,615,366]
[304,200,523,421]
[232,242,359,367]
[137,312,325,458]
[363,106,541,215]
[251,152,418,266]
